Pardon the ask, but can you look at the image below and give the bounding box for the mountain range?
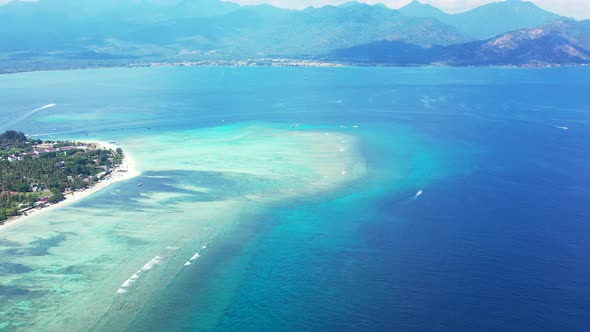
[0,0,588,72]
[330,20,590,66]
[398,0,561,40]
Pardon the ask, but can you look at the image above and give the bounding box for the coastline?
[0,141,141,232]
[2,60,589,76]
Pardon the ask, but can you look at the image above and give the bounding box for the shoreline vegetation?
[2,58,589,75]
[0,59,346,75]
[0,131,140,231]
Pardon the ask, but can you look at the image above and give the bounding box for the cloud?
[0,0,38,4]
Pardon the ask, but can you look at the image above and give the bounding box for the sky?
[231,0,590,18]
[0,0,589,19]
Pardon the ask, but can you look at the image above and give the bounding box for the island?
[0,130,132,224]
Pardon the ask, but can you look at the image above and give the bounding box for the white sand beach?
[0,141,141,232]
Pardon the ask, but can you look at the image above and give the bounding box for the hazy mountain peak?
[482,1,532,9]
[339,1,388,9]
[338,1,365,8]
[456,0,561,38]
[398,0,448,18]
[402,1,442,11]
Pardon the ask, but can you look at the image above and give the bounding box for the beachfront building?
[7,155,23,162]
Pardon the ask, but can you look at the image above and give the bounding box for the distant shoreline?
[1,60,589,75]
[0,141,141,232]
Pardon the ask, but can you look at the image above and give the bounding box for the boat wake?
[553,125,569,130]
[5,103,57,129]
[413,189,423,199]
[33,103,57,112]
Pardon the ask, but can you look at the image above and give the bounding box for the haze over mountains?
[0,0,588,72]
[398,0,561,39]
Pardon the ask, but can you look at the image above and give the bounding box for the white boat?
[414,189,423,199]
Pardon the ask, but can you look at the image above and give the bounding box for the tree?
[0,135,123,213]
[48,192,65,204]
[11,182,31,193]
[0,130,28,149]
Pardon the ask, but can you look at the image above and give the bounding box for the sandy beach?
[0,141,141,232]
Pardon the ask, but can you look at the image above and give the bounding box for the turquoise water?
[0,66,589,331]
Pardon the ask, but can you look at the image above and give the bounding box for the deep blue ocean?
[1,66,589,331]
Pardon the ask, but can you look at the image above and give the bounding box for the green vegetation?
[0,131,41,159]
[0,131,123,222]
[0,130,27,149]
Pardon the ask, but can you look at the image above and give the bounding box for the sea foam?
[184,245,207,267]
[141,256,163,271]
[116,256,163,294]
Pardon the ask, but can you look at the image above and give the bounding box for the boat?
[414,189,423,199]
